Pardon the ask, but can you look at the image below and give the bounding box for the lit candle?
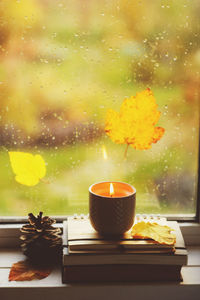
[89,181,136,235]
[110,183,114,197]
[91,182,134,198]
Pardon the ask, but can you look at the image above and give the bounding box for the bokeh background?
[0,0,199,216]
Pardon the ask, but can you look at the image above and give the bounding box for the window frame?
[0,214,198,224]
[197,122,200,223]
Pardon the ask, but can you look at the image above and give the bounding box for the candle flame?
[110,183,114,196]
[102,145,108,160]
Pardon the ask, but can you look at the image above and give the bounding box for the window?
[0,0,199,219]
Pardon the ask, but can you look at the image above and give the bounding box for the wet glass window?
[0,0,199,217]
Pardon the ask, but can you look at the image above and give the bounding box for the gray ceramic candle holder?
[89,182,136,235]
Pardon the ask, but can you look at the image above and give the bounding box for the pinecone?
[20,212,62,264]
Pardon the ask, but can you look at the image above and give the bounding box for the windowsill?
[0,247,200,300]
[0,221,200,299]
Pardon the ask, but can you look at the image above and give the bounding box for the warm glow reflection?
[102,145,108,160]
[110,183,114,196]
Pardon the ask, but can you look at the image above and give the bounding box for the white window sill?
[0,247,200,300]
[0,221,200,299]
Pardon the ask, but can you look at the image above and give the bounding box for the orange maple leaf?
[105,89,165,156]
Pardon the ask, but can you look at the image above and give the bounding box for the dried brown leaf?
[9,260,51,281]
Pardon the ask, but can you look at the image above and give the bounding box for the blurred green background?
[0,0,199,217]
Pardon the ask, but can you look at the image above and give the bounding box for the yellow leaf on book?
[9,151,46,186]
[131,221,176,245]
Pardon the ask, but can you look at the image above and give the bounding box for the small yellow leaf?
[9,151,46,186]
[131,221,176,245]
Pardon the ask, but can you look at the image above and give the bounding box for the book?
[63,248,187,266]
[62,216,187,283]
[62,217,187,266]
[62,264,182,283]
[64,216,185,250]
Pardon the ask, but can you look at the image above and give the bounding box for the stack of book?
[62,216,187,283]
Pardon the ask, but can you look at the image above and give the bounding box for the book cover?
[62,264,183,283]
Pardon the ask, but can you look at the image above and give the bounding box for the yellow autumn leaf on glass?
[8,152,46,187]
[105,88,165,156]
[131,221,176,245]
